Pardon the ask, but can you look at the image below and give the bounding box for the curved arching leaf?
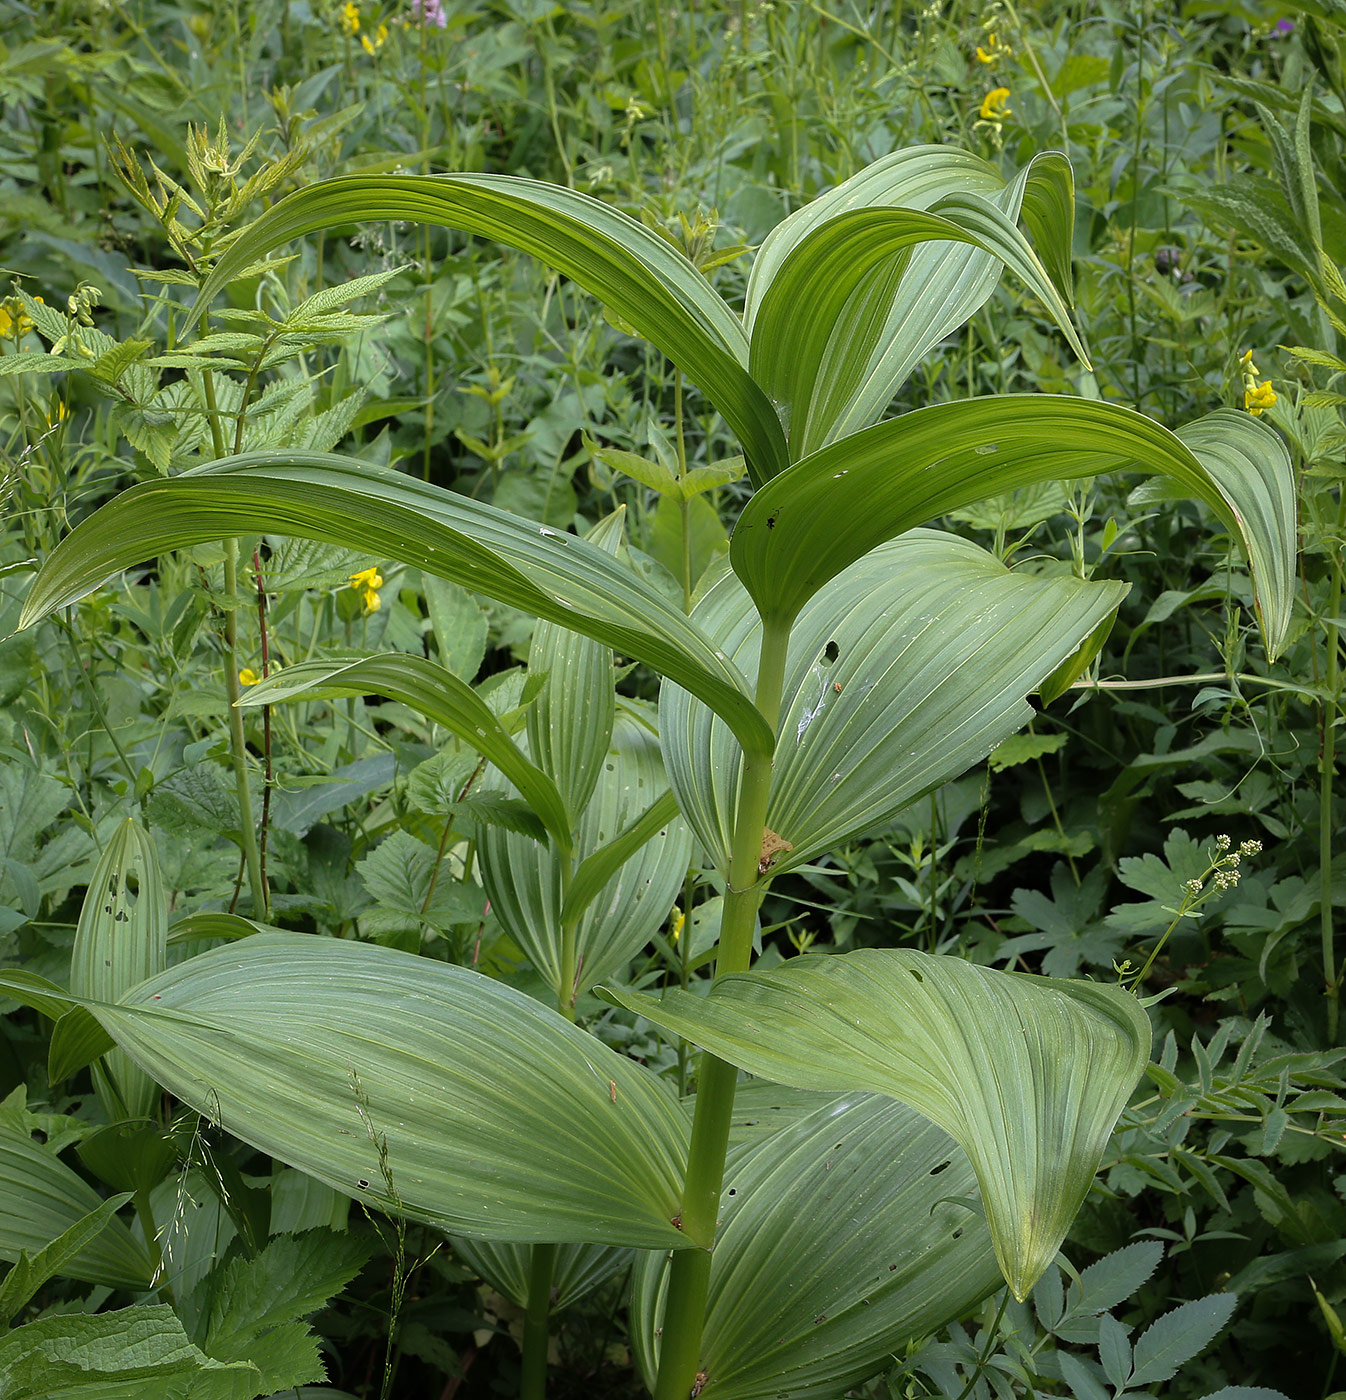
[0,1120,153,1292]
[751,194,1088,461]
[1,937,693,1250]
[603,948,1151,1299]
[481,708,693,1001]
[195,173,787,485]
[731,398,1296,660]
[238,654,572,854]
[17,451,774,759]
[744,148,1077,453]
[660,532,1126,875]
[632,1094,1002,1400]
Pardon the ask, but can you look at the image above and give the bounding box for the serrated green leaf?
[1129,1293,1239,1386]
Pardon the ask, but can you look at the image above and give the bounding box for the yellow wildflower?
[361,21,388,52]
[361,587,382,614]
[239,668,260,686]
[339,1,360,33]
[979,87,1012,121]
[670,907,686,944]
[975,31,1010,64]
[1245,381,1277,415]
[350,566,383,592]
[0,295,39,339]
[1239,349,1275,415]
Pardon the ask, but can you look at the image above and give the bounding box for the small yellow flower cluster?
[1240,349,1277,416]
[975,31,1012,65]
[239,668,261,686]
[339,1,360,33]
[350,566,384,614]
[978,86,1011,122]
[361,21,388,52]
[0,295,41,339]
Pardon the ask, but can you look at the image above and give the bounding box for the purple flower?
[1274,17,1294,35]
[410,0,446,27]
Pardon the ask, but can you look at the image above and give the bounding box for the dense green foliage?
[0,2,1344,1399]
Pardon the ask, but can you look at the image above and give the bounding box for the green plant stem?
[1321,492,1345,1041]
[520,1241,557,1400]
[199,351,267,916]
[652,612,791,1400]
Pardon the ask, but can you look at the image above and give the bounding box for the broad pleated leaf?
[660,533,1126,875]
[751,195,1087,460]
[525,512,620,823]
[194,173,788,484]
[603,947,1151,1297]
[237,653,571,854]
[451,1238,632,1313]
[481,709,692,1000]
[69,819,166,1121]
[16,936,693,1250]
[0,1121,154,1292]
[744,149,1077,451]
[632,1094,1002,1400]
[0,1194,134,1327]
[731,398,1296,659]
[17,451,774,758]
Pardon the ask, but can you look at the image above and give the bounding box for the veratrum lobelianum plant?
[4,146,1296,1400]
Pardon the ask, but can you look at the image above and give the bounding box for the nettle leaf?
[10,936,692,1249]
[356,830,485,944]
[631,1094,1001,1400]
[603,947,1151,1298]
[1129,1293,1239,1387]
[193,1230,372,1391]
[660,533,1125,875]
[0,1305,259,1399]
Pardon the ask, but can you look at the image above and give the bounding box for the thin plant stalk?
[199,355,268,919]
[1321,491,1345,1041]
[653,613,792,1400]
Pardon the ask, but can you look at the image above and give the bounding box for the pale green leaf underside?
[660,532,1127,874]
[603,947,1151,1298]
[195,172,788,485]
[238,654,572,854]
[17,451,774,758]
[29,936,693,1249]
[731,397,1295,660]
[451,1238,631,1315]
[632,1093,1002,1400]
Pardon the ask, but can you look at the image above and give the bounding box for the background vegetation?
[1,0,1344,1397]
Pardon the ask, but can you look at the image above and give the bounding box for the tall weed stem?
[653,613,792,1400]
